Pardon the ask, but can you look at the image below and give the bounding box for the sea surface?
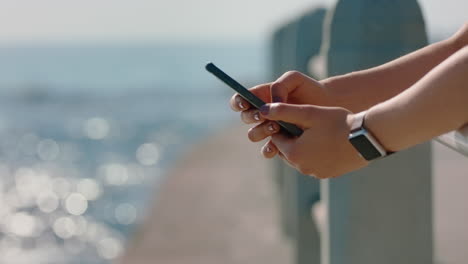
[0,42,267,263]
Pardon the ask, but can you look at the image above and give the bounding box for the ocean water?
[0,42,267,263]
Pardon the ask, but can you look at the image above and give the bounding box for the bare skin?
[230,23,468,179]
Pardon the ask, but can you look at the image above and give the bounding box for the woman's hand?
[230,71,335,153]
[229,71,333,123]
[257,103,368,179]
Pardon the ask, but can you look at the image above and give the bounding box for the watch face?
[349,134,383,161]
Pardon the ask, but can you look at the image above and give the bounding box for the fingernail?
[253,112,261,121]
[268,123,276,132]
[236,96,245,109]
[259,104,270,116]
[265,146,272,153]
[272,96,283,103]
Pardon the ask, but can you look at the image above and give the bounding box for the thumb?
[270,71,311,103]
[259,103,318,128]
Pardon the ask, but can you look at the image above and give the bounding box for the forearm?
[322,37,462,113]
[365,46,468,152]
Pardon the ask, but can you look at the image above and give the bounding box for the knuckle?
[272,71,303,91]
[270,103,284,116]
[284,70,301,78]
[240,111,253,123]
[251,84,265,91]
[270,81,285,93]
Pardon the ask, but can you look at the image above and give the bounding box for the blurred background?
[0,0,467,263]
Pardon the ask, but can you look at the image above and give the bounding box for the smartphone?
[205,62,303,137]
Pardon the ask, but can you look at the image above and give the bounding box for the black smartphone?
[205,62,303,137]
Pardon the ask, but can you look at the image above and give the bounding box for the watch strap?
[349,111,395,158]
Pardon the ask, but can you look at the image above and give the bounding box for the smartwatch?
[348,111,392,161]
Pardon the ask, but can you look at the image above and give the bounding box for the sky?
[0,0,466,44]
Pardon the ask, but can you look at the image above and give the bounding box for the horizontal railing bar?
[436,125,468,157]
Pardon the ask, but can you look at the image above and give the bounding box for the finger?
[261,140,278,159]
[230,94,251,112]
[277,149,297,169]
[240,109,265,124]
[247,121,281,142]
[229,83,273,112]
[260,103,319,128]
[249,83,273,102]
[270,71,313,103]
[271,134,300,169]
[271,132,295,153]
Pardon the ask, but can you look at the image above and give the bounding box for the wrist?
[347,110,393,161]
[318,78,341,107]
[321,75,368,113]
[364,103,401,153]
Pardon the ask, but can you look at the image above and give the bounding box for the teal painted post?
[291,8,326,264]
[295,8,327,75]
[271,21,300,240]
[320,1,433,264]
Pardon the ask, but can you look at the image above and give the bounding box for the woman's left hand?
[256,103,368,179]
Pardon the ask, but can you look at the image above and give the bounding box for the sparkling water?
[0,42,267,263]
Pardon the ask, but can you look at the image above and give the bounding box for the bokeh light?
[136,143,160,166]
[84,117,110,140]
[8,212,39,237]
[0,6,273,262]
[97,237,123,260]
[36,191,59,213]
[52,178,72,199]
[114,203,137,225]
[37,139,60,161]
[76,178,102,200]
[100,163,129,186]
[53,217,77,239]
[65,193,88,216]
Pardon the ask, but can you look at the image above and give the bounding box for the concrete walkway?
[120,124,292,264]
